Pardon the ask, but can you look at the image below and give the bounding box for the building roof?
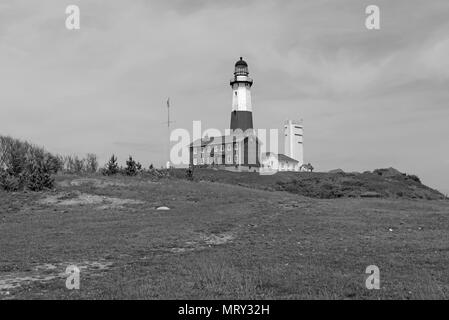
[263,152,299,163]
[189,134,262,147]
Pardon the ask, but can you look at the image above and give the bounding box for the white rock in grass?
[156,206,170,211]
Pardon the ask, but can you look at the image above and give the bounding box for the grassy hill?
[0,173,448,299]
[0,135,447,299]
[171,167,446,200]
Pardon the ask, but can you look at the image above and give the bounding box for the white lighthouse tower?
[284,119,304,167]
[230,57,254,132]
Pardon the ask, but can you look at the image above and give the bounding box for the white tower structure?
[284,119,304,166]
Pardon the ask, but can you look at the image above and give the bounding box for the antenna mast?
[166,98,175,168]
[167,98,170,128]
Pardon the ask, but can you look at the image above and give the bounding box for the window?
[234,144,238,150]
[193,148,197,155]
[234,156,239,163]
[227,155,232,163]
[193,159,197,165]
[207,146,211,153]
[227,144,232,151]
[214,146,218,152]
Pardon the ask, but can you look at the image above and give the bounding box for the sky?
[0,0,448,194]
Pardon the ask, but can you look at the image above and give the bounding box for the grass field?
[1,173,448,299]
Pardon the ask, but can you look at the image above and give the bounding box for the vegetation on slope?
[0,136,59,191]
[0,136,102,191]
[171,167,446,200]
[1,135,445,200]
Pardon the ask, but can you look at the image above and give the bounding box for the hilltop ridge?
[172,168,446,200]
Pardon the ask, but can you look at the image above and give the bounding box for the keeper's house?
[189,133,260,170]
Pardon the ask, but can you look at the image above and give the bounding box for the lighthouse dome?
[235,57,248,67]
[234,57,249,75]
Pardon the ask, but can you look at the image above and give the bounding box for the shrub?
[47,154,64,173]
[186,166,194,181]
[143,168,170,180]
[63,155,85,173]
[0,171,22,191]
[300,163,314,172]
[407,174,421,184]
[73,156,85,173]
[0,136,28,176]
[26,159,54,191]
[0,135,56,191]
[60,154,99,174]
[103,155,119,176]
[85,153,99,173]
[125,156,142,176]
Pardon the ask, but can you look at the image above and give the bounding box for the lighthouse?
[230,57,254,132]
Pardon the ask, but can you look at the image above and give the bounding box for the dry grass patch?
[0,260,113,295]
[38,191,144,209]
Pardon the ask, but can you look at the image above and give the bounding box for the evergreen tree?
[125,156,138,176]
[104,154,119,175]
